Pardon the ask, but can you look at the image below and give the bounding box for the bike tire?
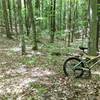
[63,57,84,78]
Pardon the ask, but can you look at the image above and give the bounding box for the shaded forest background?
[0,0,99,55]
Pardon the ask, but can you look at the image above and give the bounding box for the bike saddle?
[79,46,88,51]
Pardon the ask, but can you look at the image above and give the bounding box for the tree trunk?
[27,0,38,50]
[50,0,56,43]
[7,0,13,33]
[17,0,26,55]
[13,0,18,34]
[88,0,98,56]
[2,0,12,38]
[68,0,72,47]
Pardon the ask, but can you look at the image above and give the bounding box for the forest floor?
[0,36,100,100]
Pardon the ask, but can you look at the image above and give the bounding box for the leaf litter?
[0,37,100,99]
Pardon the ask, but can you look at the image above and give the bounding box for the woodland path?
[0,37,100,100]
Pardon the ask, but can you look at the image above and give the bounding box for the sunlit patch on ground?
[31,68,55,77]
[0,65,55,96]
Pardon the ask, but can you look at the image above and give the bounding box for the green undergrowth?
[27,83,48,100]
[21,56,37,66]
[40,42,78,56]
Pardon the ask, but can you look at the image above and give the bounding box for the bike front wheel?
[63,57,84,78]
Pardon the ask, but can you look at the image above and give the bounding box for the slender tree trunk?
[7,0,13,33]
[50,0,56,43]
[2,0,12,39]
[68,0,72,47]
[13,0,18,34]
[0,1,3,34]
[71,0,76,42]
[17,0,26,55]
[59,0,62,31]
[24,0,30,36]
[63,0,67,30]
[27,0,38,50]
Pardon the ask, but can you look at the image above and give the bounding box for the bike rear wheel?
[63,57,84,78]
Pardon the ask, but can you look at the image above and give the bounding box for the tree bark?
[2,0,12,38]
[88,0,98,56]
[17,0,26,55]
[27,0,38,50]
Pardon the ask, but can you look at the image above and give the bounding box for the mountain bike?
[63,46,100,78]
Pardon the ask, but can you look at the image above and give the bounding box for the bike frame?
[81,54,100,69]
